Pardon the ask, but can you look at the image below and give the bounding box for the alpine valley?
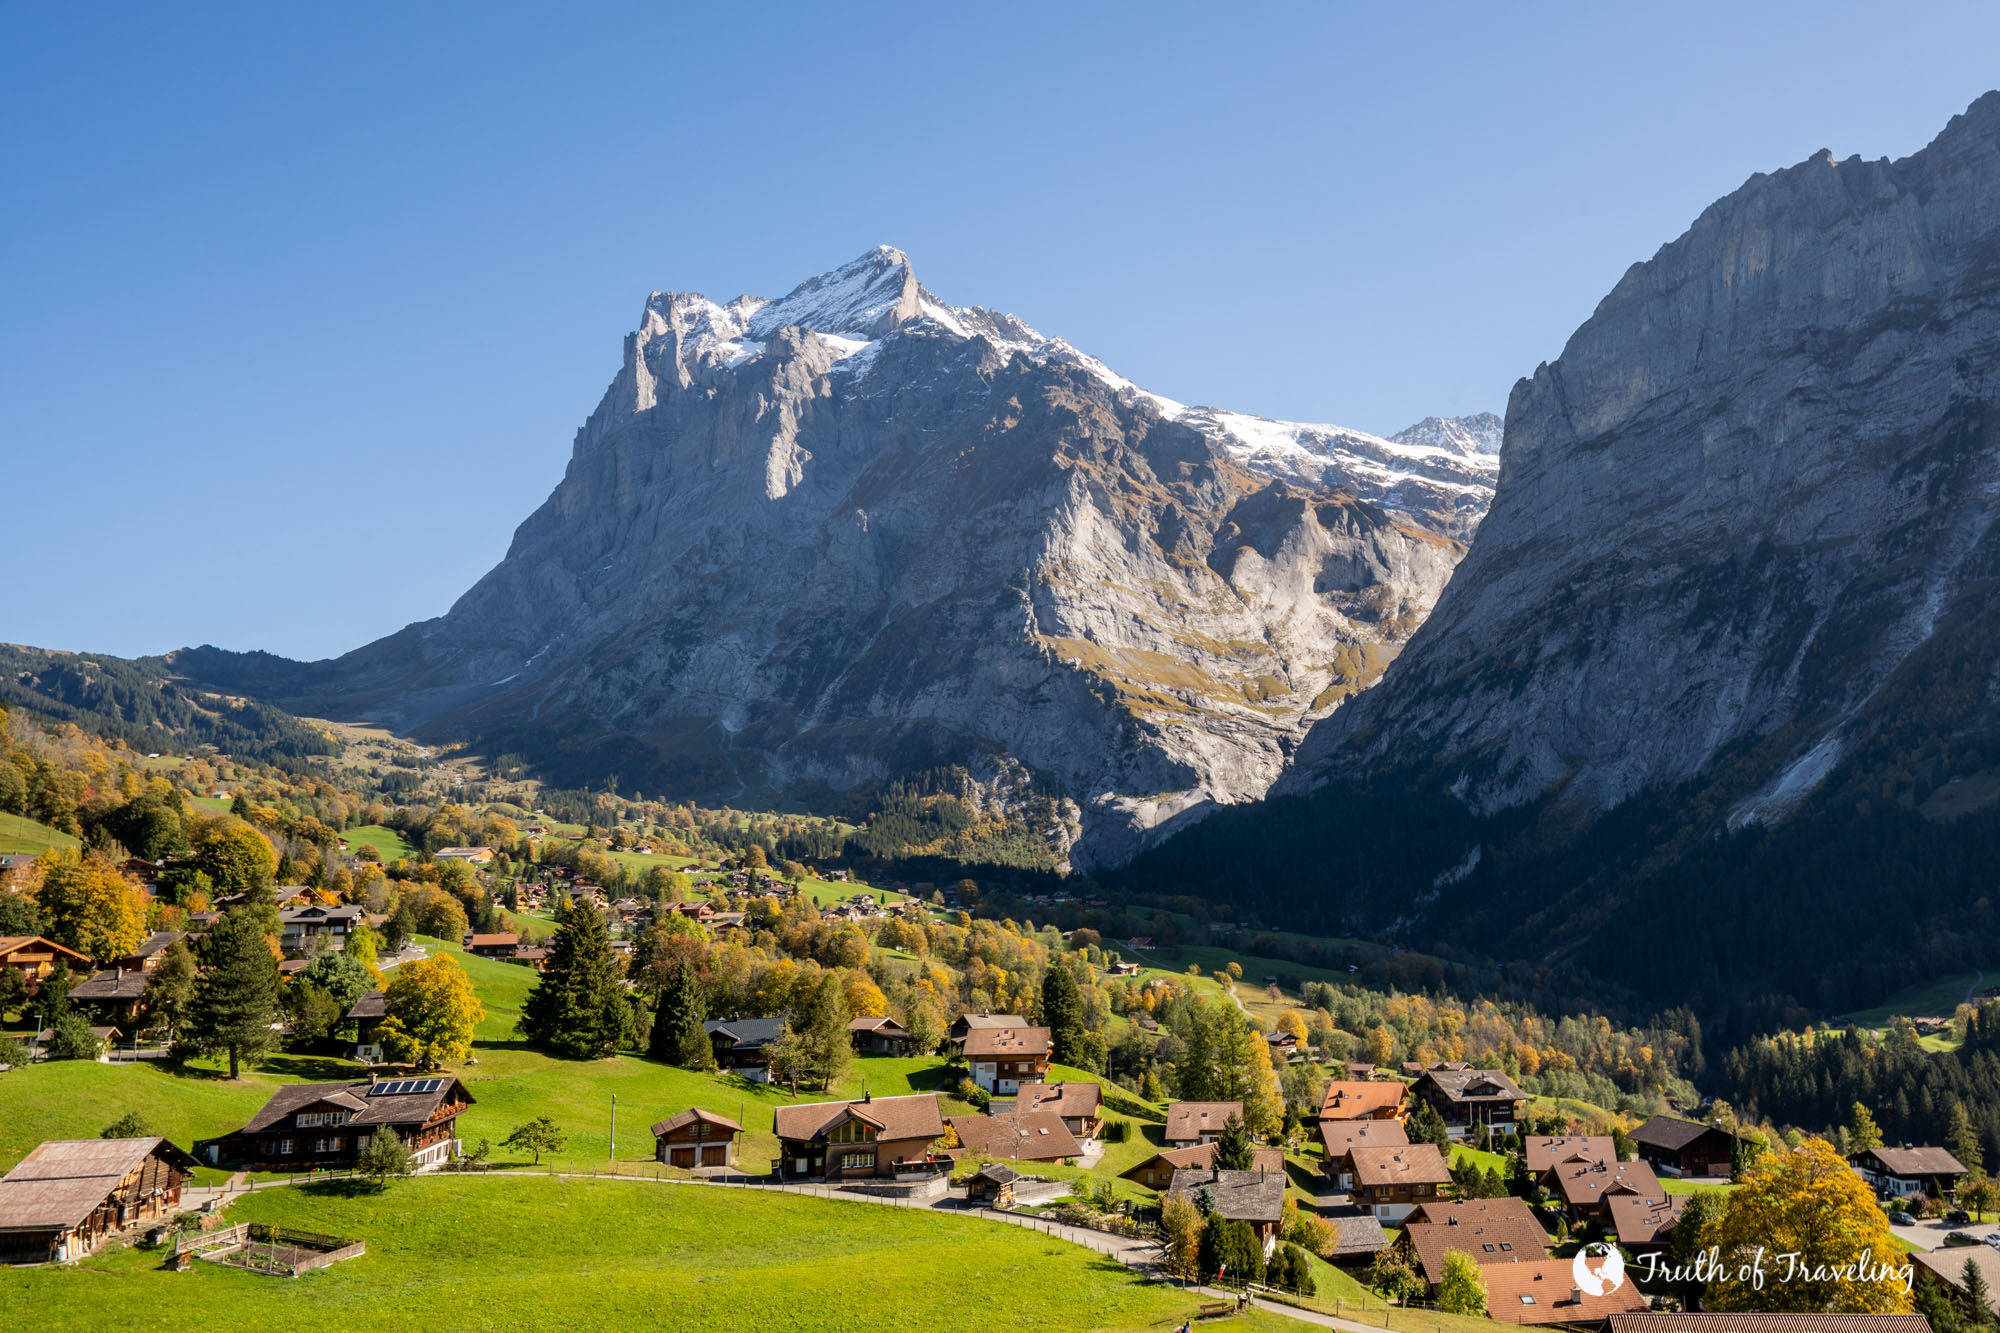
[175,247,1499,869]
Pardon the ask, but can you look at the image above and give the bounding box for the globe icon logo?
[1573,1243,1626,1295]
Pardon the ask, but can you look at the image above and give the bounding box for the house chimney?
[863,1090,871,1103]
[1569,1287,1581,1305]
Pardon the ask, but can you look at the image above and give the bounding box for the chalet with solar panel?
[199,1075,473,1172]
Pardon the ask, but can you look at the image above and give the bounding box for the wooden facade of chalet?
[848,1015,919,1056]
[961,1025,1051,1095]
[650,1108,743,1170]
[1411,1067,1526,1139]
[1629,1116,1736,1179]
[199,1076,473,1172]
[705,1016,784,1082]
[0,936,89,992]
[0,1137,199,1264]
[772,1093,946,1182]
[1851,1145,1967,1197]
[1348,1143,1451,1222]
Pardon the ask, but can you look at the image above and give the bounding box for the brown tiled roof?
[0,1138,199,1230]
[961,1026,1050,1058]
[0,936,91,964]
[947,1111,1081,1161]
[1349,1143,1451,1188]
[1550,1156,1661,1208]
[1402,1197,1548,1283]
[649,1107,745,1138]
[236,1078,472,1133]
[1164,1101,1243,1142]
[1418,1068,1526,1104]
[1485,1258,1647,1324]
[1165,1167,1286,1224]
[1320,1081,1406,1120]
[1524,1134,1616,1174]
[1608,1318,1933,1333]
[70,968,149,1001]
[1862,1146,1967,1176]
[772,1093,943,1144]
[1913,1248,2000,1313]
[1606,1193,1685,1246]
[955,1013,1027,1032]
[1319,1118,1410,1159]
[1629,1115,1722,1151]
[847,1015,911,1035]
[466,933,518,948]
[1014,1081,1102,1119]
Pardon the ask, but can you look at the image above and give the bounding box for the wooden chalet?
[1629,1115,1735,1178]
[1012,1081,1103,1140]
[1319,1117,1411,1191]
[1123,1142,1283,1190]
[704,1016,785,1082]
[278,903,363,957]
[1398,1197,1549,1291]
[464,932,519,958]
[1411,1067,1525,1139]
[945,1111,1081,1163]
[0,1137,199,1264]
[948,1011,1027,1043]
[848,1014,919,1056]
[1852,1145,1967,1197]
[1523,1134,1616,1175]
[1348,1143,1451,1222]
[1547,1155,1662,1221]
[1165,1166,1287,1250]
[771,1092,947,1182]
[1319,1080,1406,1122]
[650,1108,743,1170]
[1163,1101,1243,1147]
[0,936,89,992]
[67,966,150,1024]
[961,1025,1051,1095]
[199,1075,473,1172]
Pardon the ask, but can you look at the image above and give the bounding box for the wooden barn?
[0,1137,199,1264]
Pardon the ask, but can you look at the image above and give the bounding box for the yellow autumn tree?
[376,955,485,1070]
[1276,1009,1311,1043]
[34,849,147,962]
[842,969,888,1018]
[1707,1135,1912,1313]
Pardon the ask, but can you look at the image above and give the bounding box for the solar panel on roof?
[368,1077,444,1097]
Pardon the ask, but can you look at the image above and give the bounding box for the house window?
[839,1152,872,1170]
[1483,1244,1495,1252]
[1499,1243,1513,1252]
[276,1139,294,1156]
[829,1119,875,1144]
[1520,1296,1536,1306]
[297,1112,348,1128]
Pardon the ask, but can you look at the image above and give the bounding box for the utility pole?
[610,1094,618,1162]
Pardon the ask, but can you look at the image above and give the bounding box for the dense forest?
[0,643,340,763]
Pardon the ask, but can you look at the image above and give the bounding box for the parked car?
[1946,1231,1978,1247]
[1947,1210,1972,1225]
[1983,1233,2000,1251]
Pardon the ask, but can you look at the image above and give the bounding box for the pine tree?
[519,909,634,1059]
[1216,1112,1255,1171]
[1948,1100,1985,1177]
[649,955,710,1067]
[188,911,282,1078]
[1410,1100,1451,1149]
[141,937,198,1045]
[1964,1256,1995,1330]
[1041,961,1086,1066]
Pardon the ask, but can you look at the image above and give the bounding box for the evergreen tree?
[31,960,73,1028]
[1949,1100,1986,1177]
[1964,1256,1996,1330]
[519,909,634,1059]
[1216,1112,1255,1171]
[1409,1100,1451,1149]
[1041,961,1086,1066]
[187,911,282,1078]
[1850,1101,1885,1152]
[649,955,711,1067]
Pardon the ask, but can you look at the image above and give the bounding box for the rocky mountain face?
[203,247,1496,866]
[1289,91,2000,827]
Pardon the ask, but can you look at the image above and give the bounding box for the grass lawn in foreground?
[0,1175,1295,1332]
[0,810,80,855]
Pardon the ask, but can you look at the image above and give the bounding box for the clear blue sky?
[7,3,1999,660]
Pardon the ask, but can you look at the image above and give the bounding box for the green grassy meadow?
[341,823,419,861]
[0,810,80,855]
[0,1175,1293,1333]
